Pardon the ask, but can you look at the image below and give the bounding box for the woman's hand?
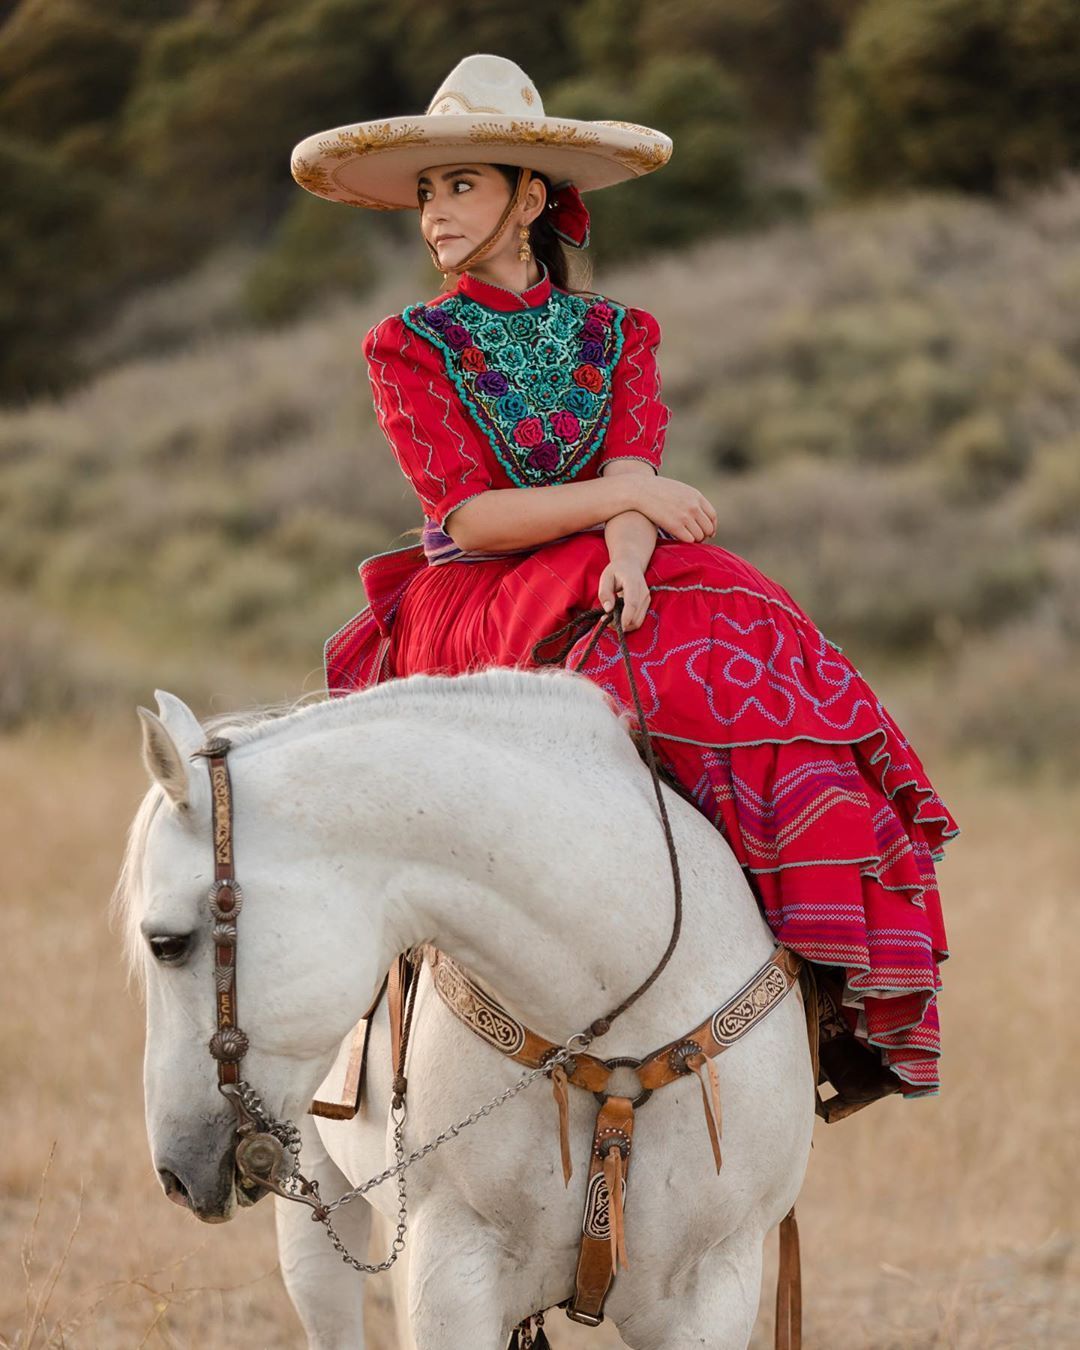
[598,558,650,632]
[627,475,717,543]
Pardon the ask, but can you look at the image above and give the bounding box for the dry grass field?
[1,719,1077,1349]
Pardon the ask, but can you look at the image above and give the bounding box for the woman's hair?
[492,163,592,294]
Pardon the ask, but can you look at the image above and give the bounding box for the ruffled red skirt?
[325,532,958,1096]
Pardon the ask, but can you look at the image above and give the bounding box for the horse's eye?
[148,934,191,963]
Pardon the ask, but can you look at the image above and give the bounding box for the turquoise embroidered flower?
[535,337,562,366]
[564,386,596,418]
[548,308,577,339]
[506,313,536,341]
[474,320,505,348]
[497,391,528,421]
[498,342,529,372]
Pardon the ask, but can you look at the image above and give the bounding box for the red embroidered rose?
[461,345,487,373]
[513,417,545,447]
[549,409,581,441]
[573,363,604,393]
[592,302,615,325]
[580,316,606,341]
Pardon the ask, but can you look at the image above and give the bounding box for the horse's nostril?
[158,1167,192,1209]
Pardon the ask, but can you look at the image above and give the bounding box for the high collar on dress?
[454,261,552,311]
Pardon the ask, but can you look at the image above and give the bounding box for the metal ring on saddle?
[593,1055,652,1110]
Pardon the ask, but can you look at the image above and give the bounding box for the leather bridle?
[190,735,309,1197]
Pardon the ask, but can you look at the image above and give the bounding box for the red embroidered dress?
[325,264,959,1097]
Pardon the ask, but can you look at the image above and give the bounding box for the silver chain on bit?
[237,1041,583,1272]
[322,1043,580,1216]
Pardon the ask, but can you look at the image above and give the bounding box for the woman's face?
[417,163,541,273]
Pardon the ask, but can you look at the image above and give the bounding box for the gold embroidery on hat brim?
[594,119,664,137]
[611,143,672,174]
[321,123,428,161]
[291,157,332,195]
[469,121,603,150]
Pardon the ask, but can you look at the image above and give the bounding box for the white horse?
[115,669,814,1349]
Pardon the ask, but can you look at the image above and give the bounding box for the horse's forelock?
[110,782,167,993]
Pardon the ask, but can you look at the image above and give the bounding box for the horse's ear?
[137,705,194,810]
[153,689,206,758]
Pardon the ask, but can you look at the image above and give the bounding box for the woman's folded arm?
[446,474,642,552]
[598,458,660,573]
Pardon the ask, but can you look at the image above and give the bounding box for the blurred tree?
[550,54,750,260]
[819,0,1080,197]
[635,0,865,140]
[376,0,578,107]
[0,0,141,145]
[566,0,644,83]
[242,192,377,324]
[121,0,405,245]
[0,133,110,396]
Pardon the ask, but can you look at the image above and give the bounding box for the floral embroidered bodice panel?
[401,289,626,487]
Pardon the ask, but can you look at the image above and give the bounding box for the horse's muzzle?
[154,1145,240,1223]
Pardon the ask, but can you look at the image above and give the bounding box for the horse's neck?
[305,702,767,1052]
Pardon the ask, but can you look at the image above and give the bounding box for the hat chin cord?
[426,166,535,286]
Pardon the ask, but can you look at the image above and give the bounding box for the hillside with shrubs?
[2,172,1079,773]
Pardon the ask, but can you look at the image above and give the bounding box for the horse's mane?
[207,666,630,752]
[111,668,636,990]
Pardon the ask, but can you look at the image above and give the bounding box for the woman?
[292,54,958,1110]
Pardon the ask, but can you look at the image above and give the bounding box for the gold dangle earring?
[518,223,533,264]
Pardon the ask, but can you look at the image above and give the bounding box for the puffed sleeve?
[599,305,670,474]
[362,314,494,531]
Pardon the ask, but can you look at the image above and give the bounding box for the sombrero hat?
[290,53,673,212]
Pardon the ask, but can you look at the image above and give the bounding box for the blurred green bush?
[549,54,751,260]
[243,194,377,325]
[0,133,111,395]
[820,0,1080,197]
